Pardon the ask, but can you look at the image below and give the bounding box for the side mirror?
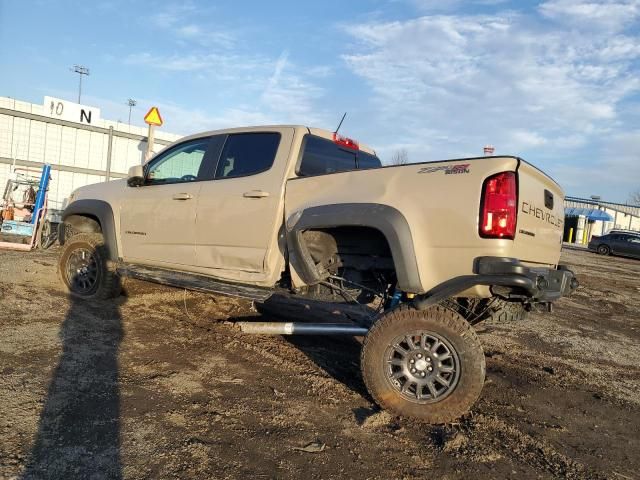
[127,165,145,187]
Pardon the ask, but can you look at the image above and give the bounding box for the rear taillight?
[479,171,517,239]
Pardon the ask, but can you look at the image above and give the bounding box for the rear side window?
[358,151,382,169]
[299,135,356,176]
[215,132,281,179]
[298,135,382,176]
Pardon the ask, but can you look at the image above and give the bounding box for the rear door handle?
[172,193,193,200]
[243,190,270,198]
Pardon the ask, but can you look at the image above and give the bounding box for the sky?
[0,0,639,202]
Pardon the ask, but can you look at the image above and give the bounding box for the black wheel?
[361,305,485,423]
[453,297,528,324]
[38,220,58,249]
[58,233,121,300]
[597,244,611,255]
[483,298,528,324]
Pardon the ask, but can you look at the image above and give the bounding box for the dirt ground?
[0,247,639,480]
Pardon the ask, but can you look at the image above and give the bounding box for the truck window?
[299,135,356,176]
[358,151,382,169]
[299,135,381,176]
[215,132,281,179]
[146,138,211,185]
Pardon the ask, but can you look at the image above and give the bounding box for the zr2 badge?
[418,163,470,175]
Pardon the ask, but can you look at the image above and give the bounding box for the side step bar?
[117,263,274,301]
[236,321,369,336]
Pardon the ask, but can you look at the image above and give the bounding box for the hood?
[67,179,128,206]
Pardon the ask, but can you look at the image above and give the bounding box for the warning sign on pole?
[143,106,163,126]
[143,106,163,162]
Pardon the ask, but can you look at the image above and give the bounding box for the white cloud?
[123,49,328,125]
[148,3,234,48]
[539,0,640,31]
[341,7,640,196]
[552,130,640,197]
[123,52,268,79]
[261,50,325,122]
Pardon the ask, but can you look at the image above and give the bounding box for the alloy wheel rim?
[65,247,99,294]
[384,331,460,404]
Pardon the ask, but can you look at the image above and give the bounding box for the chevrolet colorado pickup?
[58,125,578,422]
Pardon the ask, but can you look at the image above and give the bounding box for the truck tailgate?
[512,160,564,266]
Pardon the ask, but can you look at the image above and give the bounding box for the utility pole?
[70,65,90,103]
[127,98,137,125]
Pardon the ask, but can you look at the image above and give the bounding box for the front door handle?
[172,193,193,200]
[243,190,270,198]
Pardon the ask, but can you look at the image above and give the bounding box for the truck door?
[119,136,220,267]
[195,128,294,283]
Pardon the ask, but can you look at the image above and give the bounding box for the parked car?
[58,125,578,423]
[589,232,640,259]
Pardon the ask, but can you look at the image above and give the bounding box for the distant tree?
[390,148,409,165]
[630,191,640,206]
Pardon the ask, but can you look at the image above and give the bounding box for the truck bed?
[285,156,564,293]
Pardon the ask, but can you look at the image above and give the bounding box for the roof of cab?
[178,125,377,156]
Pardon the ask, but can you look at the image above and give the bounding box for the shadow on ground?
[22,295,124,480]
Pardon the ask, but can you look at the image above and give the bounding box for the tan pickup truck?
[59,125,577,422]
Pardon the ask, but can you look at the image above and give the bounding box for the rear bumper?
[473,257,578,302]
[414,256,578,309]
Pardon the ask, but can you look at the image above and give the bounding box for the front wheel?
[361,305,485,423]
[58,233,121,300]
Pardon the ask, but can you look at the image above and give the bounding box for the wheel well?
[301,226,395,276]
[65,214,102,232]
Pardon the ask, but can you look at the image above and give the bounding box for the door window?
[622,235,640,243]
[214,133,281,179]
[146,138,211,185]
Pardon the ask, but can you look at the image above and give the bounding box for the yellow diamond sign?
[143,106,163,126]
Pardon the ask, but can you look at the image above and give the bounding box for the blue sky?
[1,0,639,201]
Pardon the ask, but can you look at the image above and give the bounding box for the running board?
[117,263,274,301]
[236,321,369,336]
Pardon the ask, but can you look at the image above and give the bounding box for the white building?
[0,96,182,210]
[564,196,640,244]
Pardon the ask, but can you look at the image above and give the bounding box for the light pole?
[70,65,90,103]
[127,99,137,125]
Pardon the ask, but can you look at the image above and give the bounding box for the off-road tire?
[483,298,528,324]
[454,297,528,324]
[597,244,611,256]
[58,233,121,300]
[361,305,485,423]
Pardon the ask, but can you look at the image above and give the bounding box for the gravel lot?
[1,246,639,479]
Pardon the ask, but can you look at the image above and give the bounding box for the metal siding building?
[0,96,182,210]
[564,196,640,244]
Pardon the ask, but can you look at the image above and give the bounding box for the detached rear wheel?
[58,233,121,300]
[361,305,485,423]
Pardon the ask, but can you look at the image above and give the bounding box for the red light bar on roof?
[333,132,359,150]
